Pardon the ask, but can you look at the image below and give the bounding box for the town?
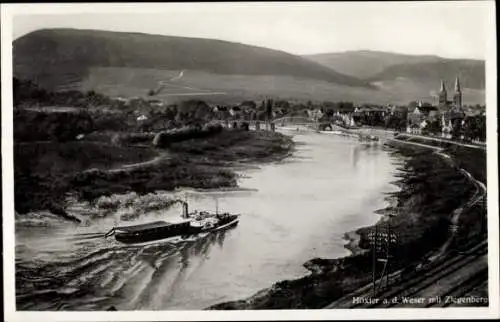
[14,75,486,145]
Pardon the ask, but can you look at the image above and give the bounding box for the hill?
[368,59,485,90]
[304,50,443,79]
[13,31,485,105]
[304,50,485,90]
[13,29,370,91]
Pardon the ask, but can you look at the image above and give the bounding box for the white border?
[2,2,499,321]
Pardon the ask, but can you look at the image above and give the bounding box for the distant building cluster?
[98,78,485,141]
[212,100,287,121]
[406,77,484,139]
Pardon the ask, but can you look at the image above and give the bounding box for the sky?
[8,2,493,60]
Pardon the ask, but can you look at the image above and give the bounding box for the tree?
[408,101,418,110]
[241,100,257,109]
[478,115,486,141]
[338,101,354,112]
[265,99,273,120]
[324,108,334,118]
[451,119,463,140]
[165,107,177,121]
[423,120,442,135]
[274,99,290,110]
[463,115,486,142]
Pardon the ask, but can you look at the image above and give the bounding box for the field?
[71,67,485,105]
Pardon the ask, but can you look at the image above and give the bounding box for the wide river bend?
[15,129,400,310]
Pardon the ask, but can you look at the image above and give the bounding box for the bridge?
[214,116,324,131]
[273,116,316,126]
[213,116,357,135]
[213,119,277,131]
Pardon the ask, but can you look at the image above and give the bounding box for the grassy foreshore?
[14,129,294,218]
[209,140,485,310]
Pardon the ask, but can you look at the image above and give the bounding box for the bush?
[153,124,223,147]
[14,109,95,142]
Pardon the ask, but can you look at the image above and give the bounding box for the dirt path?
[390,138,442,151]
[81,152,169,175]
[107,154,167,173]
[402,133,486,150]
[428,166,486,262]
[349,128,485,150]
[153,70,226,96]
[155,92,227,97]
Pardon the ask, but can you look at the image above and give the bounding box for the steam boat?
[104,201,239,244]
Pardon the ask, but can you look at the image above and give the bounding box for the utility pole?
[372,225,378,297]
[265,98,273,131]
[386,222,391,290]
[370,219,398,297]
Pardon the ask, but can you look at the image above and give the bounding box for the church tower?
[453,76,462,109]
[438,79,447,108]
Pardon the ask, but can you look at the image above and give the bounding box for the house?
[147,99,163,108]
[212,105,227,113]
[428,110,439,122]
[213,105,230,120]
[307,108,324,121]
[406,106,425,134]
[137,114,148,122]
[272,108,286,118]
[116,97,128,103]
[336,112,355,127]
[441,114,453,139]
[229,106,241,117]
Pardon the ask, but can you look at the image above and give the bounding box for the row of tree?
[14,78,112,108]
[422,116,486,142]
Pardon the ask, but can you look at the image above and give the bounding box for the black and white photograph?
[2,1,498,320]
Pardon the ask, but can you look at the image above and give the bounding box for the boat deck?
[116,220,179,232]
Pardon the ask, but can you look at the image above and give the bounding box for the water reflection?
[352,146,360,169]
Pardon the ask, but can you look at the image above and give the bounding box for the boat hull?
[114,215,239,244]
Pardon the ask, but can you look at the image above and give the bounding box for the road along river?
[15,129,401,310]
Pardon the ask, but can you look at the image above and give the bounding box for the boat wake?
[16,223,237,311]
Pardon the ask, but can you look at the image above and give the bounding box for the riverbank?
[342,193,398,255]
[208,140,485,310]
[14,129,295,219]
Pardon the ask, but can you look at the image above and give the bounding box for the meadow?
[75,67,486,106]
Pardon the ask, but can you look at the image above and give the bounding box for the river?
[15,129,400,310]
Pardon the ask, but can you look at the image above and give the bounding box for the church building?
[405,75,485,142]
[406,76,464,137]
[438,76,463,110]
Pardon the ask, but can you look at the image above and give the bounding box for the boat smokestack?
[182,202,189,218]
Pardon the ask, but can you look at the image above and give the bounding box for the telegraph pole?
[370,219,398,297]
[372,225,378,297]
[386,222,391,290]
